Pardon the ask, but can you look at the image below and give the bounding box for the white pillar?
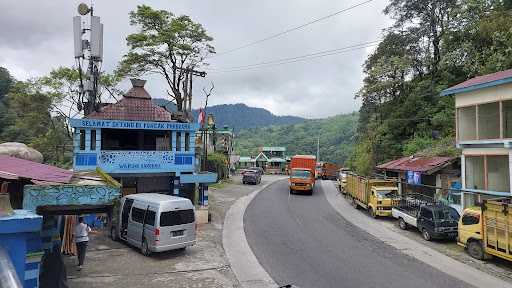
[461,154,466,210]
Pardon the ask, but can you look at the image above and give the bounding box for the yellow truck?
[345,173,398,218]
[458,198,512,261]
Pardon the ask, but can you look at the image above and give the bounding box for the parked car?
[111,193,196,256]
[243,170,261,184]
[251,167,264,176]
[392,193,459,241]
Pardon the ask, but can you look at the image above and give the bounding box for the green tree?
[0,67,13,100]
[39,67,121,138]
[117,5,215,112]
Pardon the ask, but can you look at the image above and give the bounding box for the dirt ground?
[64,175,280,288]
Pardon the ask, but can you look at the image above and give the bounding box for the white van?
[111,193,196,256]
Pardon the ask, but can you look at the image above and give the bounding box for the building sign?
[70,118,197,131]
[407,171,421,185]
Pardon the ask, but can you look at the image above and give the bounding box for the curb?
[222,177,286,288]
[320,180,512,288]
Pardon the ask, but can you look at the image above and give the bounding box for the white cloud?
[0,0,391,118]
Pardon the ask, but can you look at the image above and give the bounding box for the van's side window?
[145,210,156,226]
[131,207,145,223]
[160,209,195,226]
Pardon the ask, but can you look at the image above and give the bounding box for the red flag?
[198,108,206,126]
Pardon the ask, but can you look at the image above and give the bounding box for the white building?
[442,69,512,209]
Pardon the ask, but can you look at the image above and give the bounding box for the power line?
[210,40,379,70]
[207,41,379,73]
[210,0,374,58]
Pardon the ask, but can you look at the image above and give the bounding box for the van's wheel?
[468,240,484,260]
[141,238,151,256]
[422,229,432,241]
[398,218,408,230]
[110,226,118,241]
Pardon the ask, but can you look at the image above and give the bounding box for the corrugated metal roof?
[0,155,73,183]
[441,69,512,96]
[261,147,286,151]
[376,156,456,174]
[86,79,174,122]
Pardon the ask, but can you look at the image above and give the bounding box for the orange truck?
[321,162,340,180]
[289,155,317,194]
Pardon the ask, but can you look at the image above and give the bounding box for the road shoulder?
[320,180,512,288]
[223,178,285,288]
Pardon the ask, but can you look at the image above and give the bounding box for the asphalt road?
[244,180,472,288]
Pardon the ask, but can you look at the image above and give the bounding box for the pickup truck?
[392,193,459,241]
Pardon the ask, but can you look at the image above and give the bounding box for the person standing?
[73,216,91,271]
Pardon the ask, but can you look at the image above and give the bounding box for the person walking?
[73,216,91,271]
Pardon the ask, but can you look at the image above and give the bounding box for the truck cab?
[368,186,398,217]
[457,207,483,258]
[289,168,315,194]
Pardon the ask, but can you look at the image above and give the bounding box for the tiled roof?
[441,69,512,96]
[86,79,174,122]
[0,155,73,183]
[376,156,456,175]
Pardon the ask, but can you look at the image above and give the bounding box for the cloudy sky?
[0,0,391,118]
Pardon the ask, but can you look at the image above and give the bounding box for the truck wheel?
[398,218,408,230]
[369,208,377,218]
[351,198,358,209]
[422,229,432,241]
[468,240,484,260]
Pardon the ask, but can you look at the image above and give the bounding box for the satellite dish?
[78,3,90,15]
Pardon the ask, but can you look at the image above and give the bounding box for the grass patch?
[209,178,233,189]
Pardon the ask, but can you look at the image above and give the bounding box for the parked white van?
[111,193,196,256]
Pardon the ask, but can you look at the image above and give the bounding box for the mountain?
[192,104,305,131]
[152,101,305,132]
[235,112,358,165]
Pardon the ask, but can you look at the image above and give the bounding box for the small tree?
[117,5,215,114]
[39,67,121,139]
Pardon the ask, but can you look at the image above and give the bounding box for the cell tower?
[73,3,103,115]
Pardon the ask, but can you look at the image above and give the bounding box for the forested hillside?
[192,103,305,132]
[347,0,512,175]
[235,113,358,165]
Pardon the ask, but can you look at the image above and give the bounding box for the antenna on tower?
[73,2,104,116]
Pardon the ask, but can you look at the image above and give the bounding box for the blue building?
[70,79,216,199]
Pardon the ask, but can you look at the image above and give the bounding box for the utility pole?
[316,135,320,161]
[74,3,103,115]
[175,67,207,121]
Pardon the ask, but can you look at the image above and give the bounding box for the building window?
[176,132,181,151]
[465,156,485,190]
[503,100,512,138]
[487,155,510,192]
[458,106,477,141]
[185,132,190,151]
[478,102,500,139]
[466,155,510,192]
[90,130,96,151]
[79,129,86,150]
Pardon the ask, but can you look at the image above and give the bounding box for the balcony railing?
[75,150,194,173]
